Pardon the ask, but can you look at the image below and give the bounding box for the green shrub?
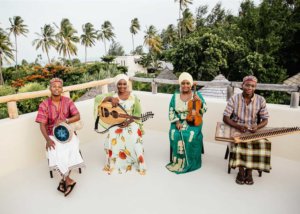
[17,83,46,114]
[0,85,16,119]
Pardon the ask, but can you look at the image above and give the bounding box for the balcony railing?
[0,77,299,120]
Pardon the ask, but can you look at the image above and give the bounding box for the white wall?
[1,91,300,177]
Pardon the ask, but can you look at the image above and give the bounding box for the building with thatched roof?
[199,74,242,99]
[284,72,300,86]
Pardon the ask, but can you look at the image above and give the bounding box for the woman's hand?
[111,97,119,107]
[176,121,183,130]
[193,94,201,101]
[119,118,133,128]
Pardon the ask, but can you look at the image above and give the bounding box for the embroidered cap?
[243,75,257,84]
[50,77,63,86]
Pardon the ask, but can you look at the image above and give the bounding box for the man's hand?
[249,125,258,133]
[237,124,249,133]
[46,139,55,150]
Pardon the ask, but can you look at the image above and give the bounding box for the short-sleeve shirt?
[223,93,269,126]
[35,96,79,135]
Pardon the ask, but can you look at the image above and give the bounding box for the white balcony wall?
[1,91,300,178]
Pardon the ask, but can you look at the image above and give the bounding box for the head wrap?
[50,77,63,86]
[114,74,129,86]
[178,72,193,85]
[243,75,258,84]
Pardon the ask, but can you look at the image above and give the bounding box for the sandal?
[64,182,76,197]
[235,172,245,185]
[57,179,65,193]
[244,174,254,185]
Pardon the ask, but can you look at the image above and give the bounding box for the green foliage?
[17,82,46,114]
[0,85,16,119]
[101,55,116,64]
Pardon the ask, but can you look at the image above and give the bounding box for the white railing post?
[128,80,133,92]
[290,92,299,108]
[7,101,18,119]
[226,85,234,101]
[152,81,157,94]
[101,85,108,94]
[62,91,70,98]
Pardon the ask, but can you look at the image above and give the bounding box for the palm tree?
[32,24,57,64]
[55,19,79,60]
[0,29,14,85]
[174,0,193,38]
[97,21,115,54]
[108,41,125,56]
[7,16,29,68]
[144,25,162,54]
[180,8,195,37]
[129,18,140,54]
[80,22,97,63]
[161,24,178,49]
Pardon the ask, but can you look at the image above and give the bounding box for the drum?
[53,122,73,144]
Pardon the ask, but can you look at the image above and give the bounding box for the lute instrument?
[94,101,154,134]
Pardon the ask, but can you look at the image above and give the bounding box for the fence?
[0,77,299,119]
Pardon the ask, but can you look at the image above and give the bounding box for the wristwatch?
[65,118,69,124]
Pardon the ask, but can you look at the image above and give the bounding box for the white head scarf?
[114,74,129,86]
[178,72,193,85]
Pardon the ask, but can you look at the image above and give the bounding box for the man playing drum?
[35,78,84,196]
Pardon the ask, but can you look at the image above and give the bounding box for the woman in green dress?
[166,72,207,174]
[94,74,146,175]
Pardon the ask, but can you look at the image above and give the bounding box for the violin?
[186,83,202,126]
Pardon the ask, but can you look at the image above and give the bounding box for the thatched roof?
[156,68,177,80]
[284,73,300,86]
[199,74,242,99]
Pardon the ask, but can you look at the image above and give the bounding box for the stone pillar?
[7,101,18,119]
[290,92,299,108]
[152,81,158,94]
[226,85,234,101]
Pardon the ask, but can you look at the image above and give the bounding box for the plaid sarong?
[229,139,271,172]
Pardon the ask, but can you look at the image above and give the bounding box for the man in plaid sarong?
[223,75,271,185]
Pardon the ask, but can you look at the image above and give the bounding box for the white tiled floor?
[0,130,300,214]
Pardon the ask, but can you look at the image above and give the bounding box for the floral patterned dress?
[94,92,146,174]
[166,91,207,174]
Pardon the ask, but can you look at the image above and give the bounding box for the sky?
[0,0,261,64]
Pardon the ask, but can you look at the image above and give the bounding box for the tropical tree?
[108,41,125,56]
[55,19,79,60]
[174,0,193,38]
[7,16,28,68]
[129,18,140,54]
[98,21,115,54]
[131,45,144,55]
[80,22,97,63]
[144,25,162,54]
[180,8,195,37]
[32,24,57,64]
[161,24,178,49]
[0,29,14,85]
